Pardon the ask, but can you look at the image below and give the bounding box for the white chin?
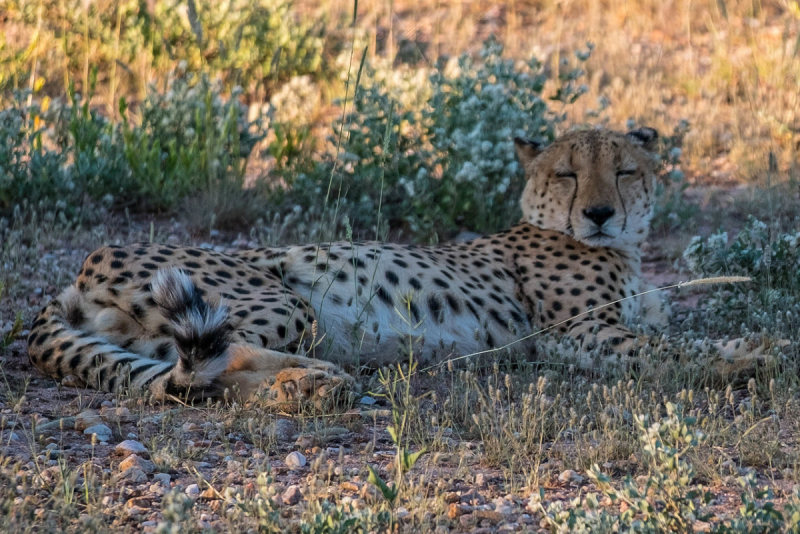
[579,232,617,245]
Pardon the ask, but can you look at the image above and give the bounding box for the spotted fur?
[27,127,672,401]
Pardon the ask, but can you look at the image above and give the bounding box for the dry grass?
[320,0,800,186]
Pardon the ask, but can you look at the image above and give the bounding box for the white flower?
[496,176,510,194]
[706,231,729,250]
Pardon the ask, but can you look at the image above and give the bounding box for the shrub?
[118,69,265,210]
[0,94,68,210]
[279,37,592,240]
[650,120,699,234]
[682,217,800,338]
[0,69,266,213]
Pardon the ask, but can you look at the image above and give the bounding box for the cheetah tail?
[27,287,177,396]
[150,268,233,393]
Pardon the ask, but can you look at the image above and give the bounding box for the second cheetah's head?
[515,127,660,252]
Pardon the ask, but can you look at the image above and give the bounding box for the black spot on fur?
[375,285,393,306]
[428,296,444,323]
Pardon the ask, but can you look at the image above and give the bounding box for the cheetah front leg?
[218,344,355,404]
[557,316,644,370]
[690,337,790,377]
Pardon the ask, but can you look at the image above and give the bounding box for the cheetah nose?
[583,206,615,227]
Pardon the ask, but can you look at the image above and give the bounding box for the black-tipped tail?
[151,269,232,388]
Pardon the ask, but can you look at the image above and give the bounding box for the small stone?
[693,521,712,533]
[119,454,155,474]
[200,487,217,500]
[181,422,201,433]
[285,451,306,469]
[185,484,200,497]
[448,503,463,519]
[495,503,513,515]
[359,396,377,405]
[264,419,295,443]
[75,410,103,431]
[294,434,317,448]
[340,481,360,492]
[101,406,131,419]
[459,514,474,527]
[117,468,147,483]
[281,485,303,505]
[153,473,171,486]
[115,440,148,458]
[474,510,504,523]
[84,424,113,443]
[475,473,486,487]
[558,469,584,484]
[443,492,460,504]
[126,505,148,517]
[460,488,485,505]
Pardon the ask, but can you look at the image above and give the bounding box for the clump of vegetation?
[0,0,328,104]
[539,403,800,533]
[280,38,592,240]
[0,68,265,214]
[683,217,800,339]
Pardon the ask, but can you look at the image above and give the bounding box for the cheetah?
[25,127,759,404]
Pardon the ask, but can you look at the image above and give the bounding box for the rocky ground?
[1,211,796,532]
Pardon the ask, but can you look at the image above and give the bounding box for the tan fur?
[25,127,765,402]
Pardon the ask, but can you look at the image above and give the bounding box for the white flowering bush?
[119,69,265,208]
[280,37,592,239]
[682,216,800,336]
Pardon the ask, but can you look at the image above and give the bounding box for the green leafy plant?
[682,216,800,339]
[281,37,592,240]
[119,69,265,210]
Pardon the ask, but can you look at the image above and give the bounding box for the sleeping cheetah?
[26,127,750,403]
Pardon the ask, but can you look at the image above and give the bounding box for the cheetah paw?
[268,362,355,405]
[705,337,790,376]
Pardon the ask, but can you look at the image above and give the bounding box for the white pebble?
[285,451,306,469]
[83,424,113,443]
[115,440,147,457]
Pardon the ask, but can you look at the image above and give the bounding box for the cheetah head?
[514,127,659,252]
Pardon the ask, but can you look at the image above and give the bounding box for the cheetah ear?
[625,127,659,151]
[514,137,544,168]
